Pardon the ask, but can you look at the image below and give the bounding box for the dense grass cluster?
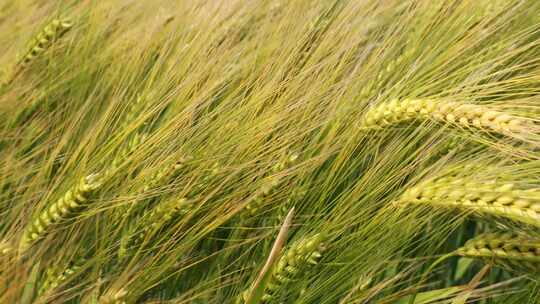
[1,0,540,303]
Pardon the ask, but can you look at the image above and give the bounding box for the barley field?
[1,0,540,303]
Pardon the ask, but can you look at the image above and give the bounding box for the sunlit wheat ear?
[19,174,103,252]
[0,240,13,256]
[259,233,325,303]
[99,288,128,304]
[396,176,540,228]
[243,153,300,218]
[118,198,191,259]
[457,232,540,272]
[38,256,85,296]
[20,18,73,66]
[358,99,530,136]
[4,17,73,85]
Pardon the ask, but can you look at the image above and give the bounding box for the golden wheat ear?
[396,176,540,228]
[359,98,532,139]
[457,232,540,272]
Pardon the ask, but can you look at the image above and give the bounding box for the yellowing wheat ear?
[457,232,540,272]
[359,99,529,136]
[19,174,103,251]
[396,176,540,228]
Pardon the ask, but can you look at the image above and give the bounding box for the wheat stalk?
[359,99,530,136]
[396,177,540,228]
[457,232,540,272]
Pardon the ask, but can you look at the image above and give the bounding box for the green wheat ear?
[4,17,73,85]
[118,197,192,260]
[19,174,103,252]
[457,232,540,272]
[38,256,86,296]
[20,18,73,67]
[243,153,300,218]
[239,233,325,304]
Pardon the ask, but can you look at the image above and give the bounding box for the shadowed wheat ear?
[395,176,540,228]
[457,232,540,272]
[19,174,103,252]
[118,197,191,259]
[243,153,299,218]
[119,156,191,221]
[38,256,86,296]
[3,17,73,85]
[358,99,531,137]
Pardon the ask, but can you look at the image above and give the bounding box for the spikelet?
[396,176,540,228]
[3,17,73,85]
[118,197,191,259]
[38,257,86,296]
[358,99,529,136]
[20,174,103,251]
[457,232,540,272]
[261,233,325,303]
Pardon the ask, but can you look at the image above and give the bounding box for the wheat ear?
[359,99,529,136]
[3,18,73,85]
[259,233,325,303]
[457,232,540,272]
[397,177,540,228]
[20,174,103,251]
[20,18,73,66]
